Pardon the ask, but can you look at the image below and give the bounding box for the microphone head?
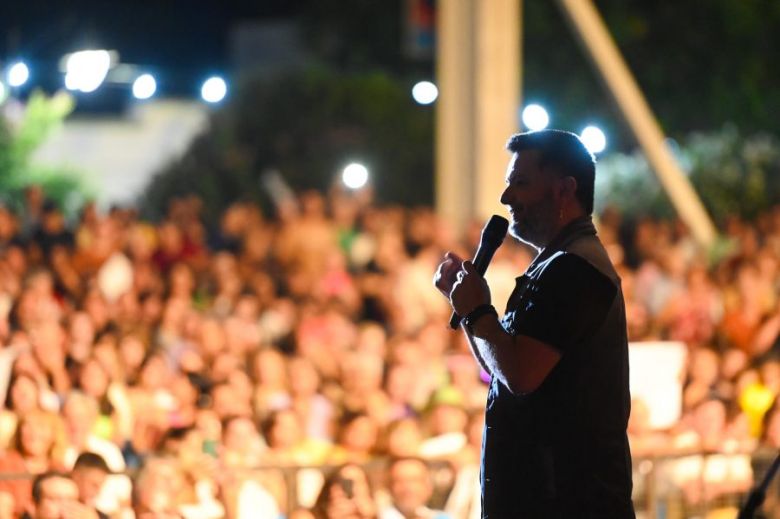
[481,215,509,247]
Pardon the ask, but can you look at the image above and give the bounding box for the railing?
[4,451,780,518]
[632,449,780,519]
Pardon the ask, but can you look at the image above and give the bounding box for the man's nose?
[500,187,511,205]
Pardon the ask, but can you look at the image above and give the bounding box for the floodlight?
[201,76,227,103]
[8,62,30,87]
[580,125,607,154]
[412,81,438,105]
[521,104,549,131]
[64,50,112,93]
[342,163,369,189]
[132,73,157,100]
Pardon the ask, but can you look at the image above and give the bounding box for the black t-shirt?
[481,218,635,518]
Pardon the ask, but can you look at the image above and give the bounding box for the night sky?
[0,0,309,95]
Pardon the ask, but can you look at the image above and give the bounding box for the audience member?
[311,463,377,519]
[2,187,780,517]
[379,457,451,519]
[24,471,100,519]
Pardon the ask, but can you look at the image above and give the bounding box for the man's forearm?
[462,325,493,376]
[467,313,562,395]
[466,316,519,391]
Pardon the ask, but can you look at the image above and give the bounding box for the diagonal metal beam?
[556,0,717,248]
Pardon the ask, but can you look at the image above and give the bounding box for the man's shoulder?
[535,249,615,286]
[564,235,619,280]
[86,435,126,471]
[530,251,619,320]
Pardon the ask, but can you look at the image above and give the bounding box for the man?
[434,130,634,517]
[71,453,112,519]
[62,392,126,475]
[379,457,451,519]
[131,458,185,519]
[24,471,100,519]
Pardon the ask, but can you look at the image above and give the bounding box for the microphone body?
[449,215,509,329]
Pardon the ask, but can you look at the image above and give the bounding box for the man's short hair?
[73,452,111,473]
[506,130,596,214]
[388,455,430,475]
[31,471,72,504]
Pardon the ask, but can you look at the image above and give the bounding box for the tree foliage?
[524,1,780,150]
[142,1,780,219]
[141,68,433,220]
[596,127,780,223]
[0,91,90,214]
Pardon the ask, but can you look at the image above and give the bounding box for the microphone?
[449,215,509,329]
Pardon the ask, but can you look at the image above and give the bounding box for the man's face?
[72,466,107,505]
[35,476,79,519]
[20,417,53,457]
[389,460,432,515]
[63,399,96,439]
[269,411,302,448]
[500,150,559,248]
[223,416,259,451]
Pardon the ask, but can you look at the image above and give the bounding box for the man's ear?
[560,176,578,199]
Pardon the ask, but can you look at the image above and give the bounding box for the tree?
[142,1,780,218]
[524,1,780,150]
[0,91,90,214]
[596,126,780,223]
[141,67,433,220]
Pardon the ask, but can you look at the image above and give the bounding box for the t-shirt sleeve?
[518,253,617,353]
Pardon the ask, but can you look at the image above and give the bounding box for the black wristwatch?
[462,304,498,334]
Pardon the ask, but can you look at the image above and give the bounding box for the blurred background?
[0,1,780,518]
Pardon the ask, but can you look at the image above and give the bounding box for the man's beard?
[509,219,543,250]
[508,209,554,250]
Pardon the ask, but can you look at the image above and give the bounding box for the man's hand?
[59,501,101,519]
[325,484,372,519]
[433,251,465,298]
[449,260,491,317]
[435,253,491,317]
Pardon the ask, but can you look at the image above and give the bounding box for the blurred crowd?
[1,184,780,518]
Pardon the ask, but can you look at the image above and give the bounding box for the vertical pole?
[436,0,477,234]
[474,0,521,221]
[436,1,521,233]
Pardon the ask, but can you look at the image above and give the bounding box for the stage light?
[580,125,607,154]
[201,76,227,103]
[521,104,549,131]
[132,74,157,99]
[412,81,438,105]
[342,163,369,189]
[64,50,112,93]
[7,62,30,87]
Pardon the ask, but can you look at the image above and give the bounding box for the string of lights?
[1,55,607,154]
[0,50,229,106]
